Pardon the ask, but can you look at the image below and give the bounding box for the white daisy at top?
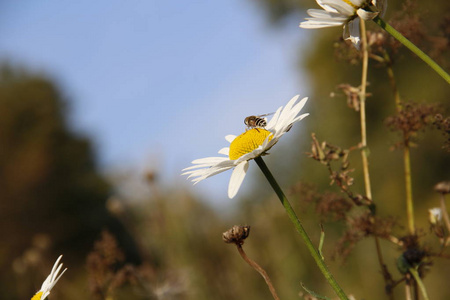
[31,255,67,300]
[299,0,387,48]
[182,95,309,199]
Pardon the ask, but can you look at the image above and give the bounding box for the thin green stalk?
[254,156,349,300]
[409,268,430,300]
[319,224,325,261]
[359,19,372,201]
[404,145,415,234]
[373,16,450,84]
[384,52,415,234]
[362,23,394,298]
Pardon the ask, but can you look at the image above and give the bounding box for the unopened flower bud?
[396,254,411,275]
[222,225,250,245]
[434,181,450,194]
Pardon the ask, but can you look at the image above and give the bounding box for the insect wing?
[256,112,275,118]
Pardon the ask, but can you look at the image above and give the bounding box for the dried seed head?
[336,83,363,111]
[433,114,450,152]
[385,102,441,148]
[434,181,450,194]
[222,225,251,245]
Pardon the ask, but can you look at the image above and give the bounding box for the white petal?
[228,161,249,198]
[306,9,348,20]
[284,94,299,112]
[183,159,235,177]
[274,98,298,131]
[292,97,308,114]
[190,157,228,165]
[182,163,216,172]
[300,20,345,29]
[316,0,338,12]
[356,8,379,20]
[235,147,263,164]
[276,95,298,129]
[320,0,355,15]
[291,113,310,124]
[218,147,229,155]
[343,19,361,49]
[266,106,283,129]
[225,135,236,143]
[192,165,234,183]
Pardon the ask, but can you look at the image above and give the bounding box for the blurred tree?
[0,64,139,298]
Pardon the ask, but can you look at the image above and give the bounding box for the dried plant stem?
[439,193,450,233]
[373,16,450,84]
[359,19,372,202]
[236,244,280,300]
[362,22,399,298]
[409,268,430,300]
[374,237,395,300]
[384,52,415,234]
[405,281,412,300]
[254,156,349,300]
[405,273,414,300]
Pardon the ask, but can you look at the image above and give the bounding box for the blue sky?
[0,1,312,204]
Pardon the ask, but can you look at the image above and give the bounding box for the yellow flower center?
[229,128,273,160]
[31,292,43,300]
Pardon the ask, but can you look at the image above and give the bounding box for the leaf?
[300,282,332,300]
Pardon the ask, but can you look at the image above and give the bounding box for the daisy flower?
[182,95,309,199]
[31,255,67,300]
[299,0,387,48]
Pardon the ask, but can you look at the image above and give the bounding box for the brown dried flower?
[385,102,441,148]
[335,212,397,259]
[335,84,372,112]
[434,181,450,194]
[222,225,251,245]
[309,134,369,206]
[433,114,450,152]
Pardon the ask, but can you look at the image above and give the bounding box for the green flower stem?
[409,268,430,300]
[359,19,373,201]
[254,156,349,300]
[373,16,450,84]
[384,51,416,234]
[404,144,415,234]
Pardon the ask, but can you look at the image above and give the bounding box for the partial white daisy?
[428,207,442,225]
[182,95,309,199]
[31,255,67,300]
[299,0,387,48]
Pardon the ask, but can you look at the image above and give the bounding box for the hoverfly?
[244,113,274,131]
